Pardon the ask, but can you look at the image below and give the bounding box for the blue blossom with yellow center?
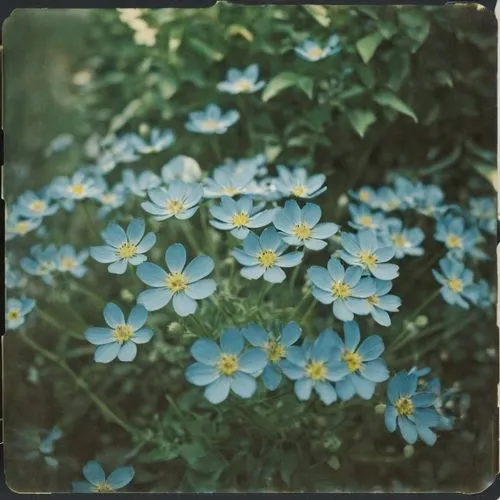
[72,460,135,493]
[280,330,347,404]
[434,215,483,259]
[130,128,175,155]
[348,203,389,232]
[136,243,216,316]
[364,279,401,326]
[242,322,302,390]
[90,218,156,274]
[162,155,202,183]
[217,64,266,94]
[469,196,496,235]
[6,213,42,241]
[141,181,203,221]
[203,163,257,199]
[380,218,425,259]
[50,171,97,205]
[94,183,127,219]
[415,184,446,217]
[339,229,399,280]
[31,425,63,468]
[21,244,59,285]
[432,257,479,309]
[273,165,326,199]
[185,328,268,404]
[327,321,389,400]
[6,297,35,331]
[186,104,240,134]
[232,227,303,283]
[210,196,276,239]
[56,245,89,278]
[84,303,154,363]
[122,169,161,198]
[384,371,441,446]
[16,190,58,219]
[273,200,339,250]
[393,176,425,209]
[376,186,403,212]
[307,258,376,321]
[45,133,74,156]
[294,35,341,62]
[349,186,380,208]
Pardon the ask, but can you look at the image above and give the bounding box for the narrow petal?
[137,288,173,311]
[416,426,437,446]
[173,293,198,317]
[398,416,418,444]
[385,405,397,432]
[262,364,282,391]
[107,466,135,490]
[351,373,376,399]
[165,243,186,273]
[204,377,230,404]
[118,342,137,362]
[186,363,220,386]
[103,303,125,328]
[94,343,120,363]
[136,232,156,253]
[281,322,302,346]
[230,372,257,398]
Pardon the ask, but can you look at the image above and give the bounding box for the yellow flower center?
[92,483,114,493]
[331,281,352,300]
[231,212,250,228]
[358,250,378,267]
[291,185,307,197]
[222,186,238,196]
[307,47,324,60]
[257,250,278,268]
[234,79,252,92]
[395,396,414,417]
[217,353,239,376]
[60,257,77,270]
[359,191,371,202]
[358,215,375,228]
[165,272,188,293]
[117,242,138,259]
[342,350,363,372]
[391,233,408,248]
[112,324,134,344]
[265,341,286,363]
[7,309,20,321]
[29,200,46,213]
[102,194,116,205]
[446,234,462,249]
[15,222,30,234]
[292,223,312,241]
[69,184,85,197]
[447,277,463,293]
[166,199,185,215]
[385,200,400,210]
[305,361,327,381]
[201,119,220,131]
[367,294,379,305]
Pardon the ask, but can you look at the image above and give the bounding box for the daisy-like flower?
[376,186,403,212]
[72,460,135,493]
[273,165,326,199]
[6,297,35,331]
[307,258,376,322]
[185,104,240,134]
[393,176,425,209]
[6,259,28,289]
[242,322,302,390]
[280,330,347,405]
[273,200,339,250]
[161,155,202,183]
[130,128,175,155]
[364,279,401,326]
[90,218,156,274]
[6,213,42,241]
[294,35,341,62]
[136,243,216,316]
[94,183,127,219]
[327,321,389,400]
[50,171,97,204]
[16,191,58,219]
[185,327,268,404]
[84,303,154,363]
[122,169,161,198]
[209,196,276,239]
[141,181,203,221]
[349,186,380,208]
[434,215,485,259]
[415,184,446,217]
[21,244,59,285]
[384,371,441,446]
[232,227,303,283]
[203,163,257,199]
[469,196,496,235]
[56,245,89,278]
[380,218,425,259]
[348,204,387,231]
[432,257,479,309]
[339,229,399,280]
[217,64,266,94]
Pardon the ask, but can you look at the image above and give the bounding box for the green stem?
[211,137,222,163]
[290,264,302,291]
[210,296,234,324]
[37,308,82,340]
[72,280,107,307]
[178,220,201,255]
[290,290,312,320]
[188,314,211,337]
[301,298,317,324]
[82,202,100,240]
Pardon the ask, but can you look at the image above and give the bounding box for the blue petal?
[137,288,173,311]
[264,266,286,283]
[165,243,186,273]
[108,259,128,274]
[204,376,230,404]
[343,321,360,350]
[260,227,281,251]
[341,232,361,255]
[301,203,321,227]
[191,338,221,365]
[413,408,441,428]
[416,426,437,446]
[230,372,257,398]
[311,330,337,362]
[280,360,305,380]
[359,359,389,382]
[243,232,261,256]
[83,461,105,485]
[72,482,92,493]
[135,263,166,288]
[295,378,313,400]
[357,335,385,361]
[281,322,301,346]
[372,263,399,280]
[133,328,154,344]
[241,265,265,280]
[385,405,397,432]
[107,466,135,490]
[262,364,282,391]
[277,252,303,268]
[220,328,244,355]
[136,232,156,253]
[173,293,197,316]
[351,277,376,298]
[286,346,307,367]
[314,381,337,405]
[186,279,216,299]
[94,342,121,363]
[336,377,356,401]
[351,373,376,399]
[85,327,114,345]
[242,323,268,347]
[398,416,418,444]
[103,303,125,328]
[239,348,267,374]
[101,223,127,248]
[327,258,344,280]
[91,246,117,263]
[232,248,258,266]
[333,300,354,321]
[312,286,334,304]
[325,361,349,381]
[307,266,333,291]
[186,363,220,386]
[126,219,145,245]
[311,222,338,239]
[184,256,214,282]
[118,342,137,362]
[128,305,148,330]
[411,392,436,408]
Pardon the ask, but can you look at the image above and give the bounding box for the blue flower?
[384,371,441,445]
[475,279,493,308]
[415,184,446,217]
[91,219,156,274]
[217,64,266,94]
[136,243,216,316]
[21,244,59,285]
[432,257,479,309]
[6,259,28,289]
[232,227,303,283]
[84,303,154,363]
[161,155,202,183]
[122,169,161,198]
[6,213,42,241]
[294,35,341,62]
[469,197,496,235]
[45,133,74,156]
[6,297,35,331]
[307,258,376,322]
[364,279,401,326]
[16,190,58,219]
[94,183,127,218]
[348,204,387,231]
[349,186,380,208]
[376,186,403,212]
[380,218,425,259]
[185,328,268,404]
[37,426,63,468]
[57,245,89,278]
[339,229,399,280]
[280,330,347,404]
[273,165,326,199]
[141,181,203,221]
[210,196,276,239]
[186,104,240,134]
[242,322,302,390]
[131,128,175,154]
[273,200,338,250]
[50,171,98,204]
[393,177,425,209]
[72,460,135,493]
[327,321,389,400]
[203,163,258,198]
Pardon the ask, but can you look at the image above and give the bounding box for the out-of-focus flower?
[6,297,35,331]
[72,460,135,493]
[161,155,203,183]
[217,64,266,94]
[294,35,341,62]
[186,104,240,134]
[273,165,326,199]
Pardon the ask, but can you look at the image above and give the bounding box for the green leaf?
[356,31,383,63]
[187,38,224,61]
[374,90,418,122]
[262,72,314,102]
[472,163,497,191]
[280,453,298,487]
[347,109,377,137]
[337,84,366,100]
[180,443,205,466]
[302,5,331,27]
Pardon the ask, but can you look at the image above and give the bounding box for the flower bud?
[120,289,134,302]
[415,315,428,328]
[168,322,183,335]
[375,403,386,414]
[403,444,414,458]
